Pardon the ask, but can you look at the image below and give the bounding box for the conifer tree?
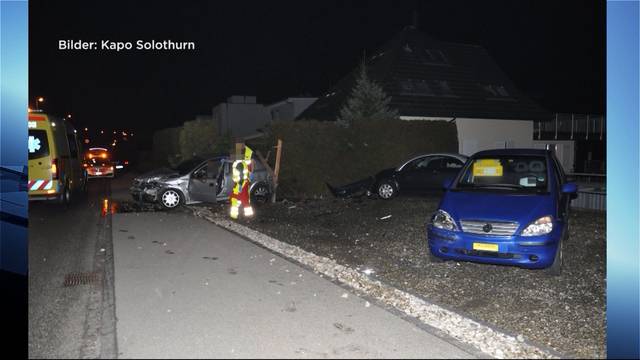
[338,62,398,127]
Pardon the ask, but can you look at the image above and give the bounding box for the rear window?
[28,130,50,160]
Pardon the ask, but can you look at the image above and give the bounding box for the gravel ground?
[196,195,605,359]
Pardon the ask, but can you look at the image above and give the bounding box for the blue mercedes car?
[427,149,577,275]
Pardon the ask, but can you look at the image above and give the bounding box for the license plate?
[473,242,499,252]
[95,172,102,175]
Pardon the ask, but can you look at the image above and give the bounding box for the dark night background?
[29,0,605,149]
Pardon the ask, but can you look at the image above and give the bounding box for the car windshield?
[456,155,548,193]
[173,157,204,175]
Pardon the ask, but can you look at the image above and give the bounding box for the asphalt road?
[28,178,112,358]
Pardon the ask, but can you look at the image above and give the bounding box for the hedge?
[266,119,458,198]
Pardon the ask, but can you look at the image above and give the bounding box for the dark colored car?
[427,148,578,275]
[327,153,468,199]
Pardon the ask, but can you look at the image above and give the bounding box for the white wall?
[532,140,576,173]
[455,118,534,156]
[212,99,270,140]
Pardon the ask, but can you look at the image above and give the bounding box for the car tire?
[81,173,89,193]
[429,251,445,263]
[376,180,397,199]
[58,180,72,206]
[159,188,183,210]
[250,183,270,205]
[545,237,563,276]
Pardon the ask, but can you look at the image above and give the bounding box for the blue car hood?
[441,190,555,224]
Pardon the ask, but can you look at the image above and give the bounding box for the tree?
[338,62,398,127]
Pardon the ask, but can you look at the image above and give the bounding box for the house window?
[435,80,456,97]
[398,79,435,96]
[479,83,513,100]
[496,85,510,97]
[424,49,448,65]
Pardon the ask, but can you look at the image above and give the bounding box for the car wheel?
[545,237,563,276]
[377,180,397,199]
[159,189,183,210]
[429,251,445,263]
[250,183,270,205]
[81,173,89,193]
[58,180,72,206]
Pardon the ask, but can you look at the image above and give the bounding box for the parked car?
[327,153,468,199]
[427,148,578,275]
[131,155,272,210]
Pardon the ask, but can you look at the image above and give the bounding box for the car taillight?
[124,160,129,165]
[110,166,114,171]
[51,159,58,179]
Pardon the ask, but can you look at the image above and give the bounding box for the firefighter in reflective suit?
[230,146,254,219]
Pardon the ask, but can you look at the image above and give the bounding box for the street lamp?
[35,97,44,110]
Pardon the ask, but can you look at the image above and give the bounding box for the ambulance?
[28,111,87,204]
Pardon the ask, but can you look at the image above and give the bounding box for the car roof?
[471,148,550,157]
[398,153,468,171]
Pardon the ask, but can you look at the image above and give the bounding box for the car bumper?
[427,225,561,269]
[130,185,159,202]
[28,180,61,201]
[87,171,114,178]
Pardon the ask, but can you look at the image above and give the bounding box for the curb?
[190,206,564,359]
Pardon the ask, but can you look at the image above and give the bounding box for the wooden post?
[255,150,275,179]
[271,139,283,203]
[234,142,243,161]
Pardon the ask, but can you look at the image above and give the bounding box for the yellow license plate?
[473,242,499,252]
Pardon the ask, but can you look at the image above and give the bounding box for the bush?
[268,119,458,198]
[152,126,182,167]
[179,119,218,160]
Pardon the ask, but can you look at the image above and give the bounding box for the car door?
[188,160,221,203]
[397,157,426,191]
[216,161,234,200]
[439,156,465,188]
[550,155,570,222]
[420,157,446,190]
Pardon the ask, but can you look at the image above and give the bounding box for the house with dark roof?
[266,97,317,123]
[297,26,553,158]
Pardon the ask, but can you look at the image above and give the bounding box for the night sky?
[29,1,604,148]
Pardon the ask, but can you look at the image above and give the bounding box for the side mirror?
[443,177,454,190]
[562,182,578,194]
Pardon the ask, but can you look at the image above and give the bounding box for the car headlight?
[521,216,553,236]
[431,210,458,231]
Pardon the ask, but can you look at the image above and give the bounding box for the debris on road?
[378,214,392,220]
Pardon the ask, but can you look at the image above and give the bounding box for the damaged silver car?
[130,156,272,209]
